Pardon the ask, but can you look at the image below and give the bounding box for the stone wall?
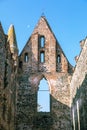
[16,72,72,130]
[16,16,73,130]
[0,17,74,130]
[0,24,18,130]
[70,38,87,130]
[19,16,73,74]
[0,24,6,130]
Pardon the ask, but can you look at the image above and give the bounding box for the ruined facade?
[0,16,87,130]
[70,38,87,130]
[0,23,18,130]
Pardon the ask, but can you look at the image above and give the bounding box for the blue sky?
[0,0,87,66]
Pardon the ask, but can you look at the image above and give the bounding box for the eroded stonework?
[0,16,87,130]
[16,16,73,130]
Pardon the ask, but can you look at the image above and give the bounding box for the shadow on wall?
[16,92,71,130]
[71,74,87,130]
[0,125,6,130]
[17,40,72,130]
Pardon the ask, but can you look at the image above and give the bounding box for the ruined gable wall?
[16,17,72,130]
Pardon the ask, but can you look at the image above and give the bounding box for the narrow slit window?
[57,55,61,63]
[24,53,29,62]
[40,36,45,48]
[37,78,50,112]
[19,61,23,69]
[40,52,45,63]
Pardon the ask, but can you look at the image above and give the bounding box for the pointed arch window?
[40,36,45,48]
[37,78,50,112]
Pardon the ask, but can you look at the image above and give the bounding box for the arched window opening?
[40,52,45,63]
[37,78,50,112]
[40,36,45,48]
[24,53,29,62]
[57,55,61,63]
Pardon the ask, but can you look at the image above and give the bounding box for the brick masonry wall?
[0,17,74,130]
[16,17,73,130]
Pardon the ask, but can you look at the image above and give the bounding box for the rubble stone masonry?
[16,16,73,130]
[0,16,87,130]
[70,38,87,130]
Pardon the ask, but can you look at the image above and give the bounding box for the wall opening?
[37,78,50,112]
[40,52,45,63]
[19,61,23,69]
[72,108,75,130]
[40,36,45,48]
[24,53,29,62]
[56,54,61,72]
[57,55,61,63]
[77,101,80,130]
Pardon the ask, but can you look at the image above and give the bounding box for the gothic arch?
[37,76,50,112]
[37,75,51,92]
